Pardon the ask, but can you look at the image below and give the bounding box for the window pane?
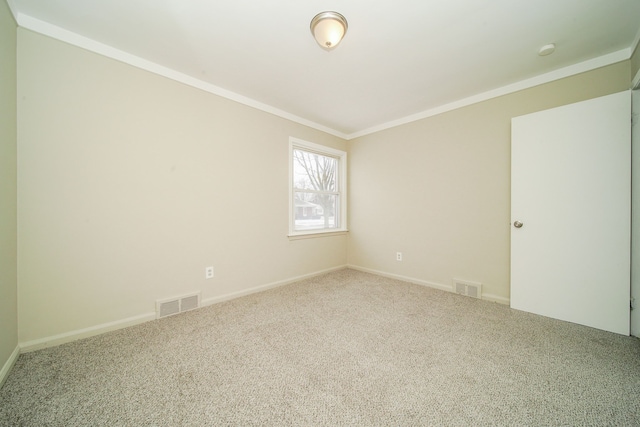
[289,138,346,236]
[294,192,338,231]
[292,149,337,192]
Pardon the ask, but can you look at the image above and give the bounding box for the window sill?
[288,230,349,240]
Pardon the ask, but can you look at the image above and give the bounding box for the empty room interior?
[2,0,640,425]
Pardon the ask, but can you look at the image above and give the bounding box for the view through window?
[290,138,346,235]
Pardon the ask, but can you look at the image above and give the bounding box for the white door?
[511,91,630,335]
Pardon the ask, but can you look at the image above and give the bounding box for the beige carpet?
[1,269,639,426]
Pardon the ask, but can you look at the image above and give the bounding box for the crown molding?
[13,11,634,142]
[347,48,631,140]
[16,13,349,140]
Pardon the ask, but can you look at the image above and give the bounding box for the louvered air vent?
[452,279,482,299]
[156,292,201,319]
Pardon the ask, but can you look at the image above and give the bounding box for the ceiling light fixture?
[310,11,348,51]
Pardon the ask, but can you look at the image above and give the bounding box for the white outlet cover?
[205,266,214,279]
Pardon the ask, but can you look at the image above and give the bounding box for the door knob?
[513,221,523,228]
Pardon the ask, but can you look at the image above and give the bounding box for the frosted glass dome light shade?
[310,11,348,51]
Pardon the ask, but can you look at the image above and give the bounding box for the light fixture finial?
[310,11,348,51]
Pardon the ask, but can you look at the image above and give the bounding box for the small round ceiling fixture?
[310,11,348,51]
[538,43,556,56]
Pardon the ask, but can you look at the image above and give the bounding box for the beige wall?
[11,21,637,347]
[348,62,631,302]
[17,29,347,344]
[0,0,18,379]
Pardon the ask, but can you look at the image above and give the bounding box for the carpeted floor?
[1,269,639,426]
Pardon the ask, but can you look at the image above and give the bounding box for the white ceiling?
[7,0,640,139]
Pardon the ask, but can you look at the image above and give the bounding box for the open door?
[511,91,631,335]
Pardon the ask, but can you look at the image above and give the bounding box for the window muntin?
[289,138,347,236]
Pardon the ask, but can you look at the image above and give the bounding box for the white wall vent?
[453,279,482,299]
[156,292,201,319]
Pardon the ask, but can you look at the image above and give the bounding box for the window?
[289,137,347,236]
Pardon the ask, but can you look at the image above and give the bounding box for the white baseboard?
[19,312,156,353]
[479,292,510,305]
[347,264,510,305]
[0,345,20,389]
[202,265,348,307]
[19,265,349,353]
[348,264,452,292]
[17,264,507,354]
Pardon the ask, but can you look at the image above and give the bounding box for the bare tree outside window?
[293,148,339,230]
[289,138,346,236]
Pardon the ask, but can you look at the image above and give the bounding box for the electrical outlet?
[205,266,214,279]
[396,252,402,261]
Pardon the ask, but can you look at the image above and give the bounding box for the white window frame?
[289,137,348,237]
